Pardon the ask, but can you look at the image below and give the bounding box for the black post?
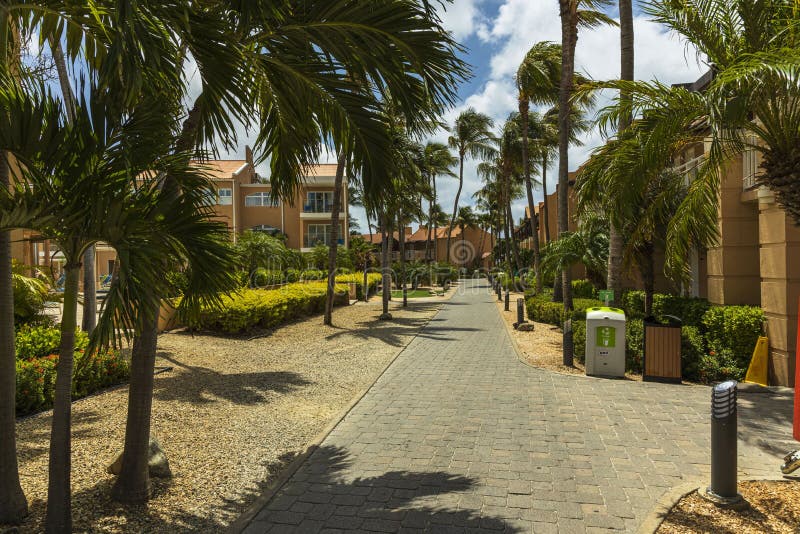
[403,286,408,308]
[517,298,525,324]
[705,380,742,505]
[497,284,502,302]
[504,290,510,311]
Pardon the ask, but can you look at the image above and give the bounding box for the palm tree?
[606,0,635,308]
[446,109,495,263]
[421,141,457,262]
[591,0,800,279]
[0,78,240,532]
[541,214,610,287]
[558,0,615,364]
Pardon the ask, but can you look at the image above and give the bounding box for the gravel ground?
[657,480,800,533]
[10,299,441,533]
[495,292,643,380]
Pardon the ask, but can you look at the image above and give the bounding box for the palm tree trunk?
[324,155,346,325]
[114,100,202,504]
[425,173,433,262]
[51,41,97,333]
[433,176,439,263]
[542,154,551,243]
[640,243,655,317]
[609,0,635,308]
[558,0,578,365]
[446,155,464,263]
[520,98,543,292]
[44,262,80,533]
[398,211,407,307]
[507,201,522,272]
[0,151,28,524]
[110,309,158,503]
[380,214,391,318]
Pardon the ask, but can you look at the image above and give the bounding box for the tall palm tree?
[454,206,478,267]
[607,0,635,307]
[558,0,615,364]
[591,0,800,279]
[421,141,457,262]
[446,109,495,263]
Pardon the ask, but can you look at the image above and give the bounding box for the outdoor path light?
[703,380,744,507]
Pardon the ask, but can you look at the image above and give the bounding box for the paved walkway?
[241,279,794,533]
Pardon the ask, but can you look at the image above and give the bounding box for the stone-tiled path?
[241,279,793,533]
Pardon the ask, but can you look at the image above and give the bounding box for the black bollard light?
[704,380,743,506]
[497,284,502,301]
[504,290,510,311]
[517,298,525,324]
[403,286,408,307]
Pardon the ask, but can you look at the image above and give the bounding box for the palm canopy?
[516,41,598,109]
[586,0,800,277]
[421,141,457,181]
[0,76,240,349]
[447,108,497,159]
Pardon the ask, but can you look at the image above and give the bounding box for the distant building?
[363,225,492,267]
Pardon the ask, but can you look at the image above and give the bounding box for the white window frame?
[217,188,233,205]
[245,192,279,207]
[305,191,334,213]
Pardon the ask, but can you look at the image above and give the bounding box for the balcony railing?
[672,154,705,183]
[304,236,345,247]
[303,203,334,213]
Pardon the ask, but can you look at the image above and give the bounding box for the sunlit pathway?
[239,278,790,533]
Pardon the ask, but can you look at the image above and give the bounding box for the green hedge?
[681,325,705,381]
[701,305,764,381]
[194,281,350,333]
[16,324,89,360]
[525,294,604,326]
[336,273,382,300]
[622,290,710,326]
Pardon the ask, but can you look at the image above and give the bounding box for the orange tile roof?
[406,226,461,242]
[190,159,249,180]
[360,232,399,245]
[305,163,341,177]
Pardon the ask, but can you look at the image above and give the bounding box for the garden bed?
[657,480,800,533]
[9,299,441,533]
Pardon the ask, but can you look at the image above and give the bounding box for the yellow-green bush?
[336,273,382,299]
[194,281,351,334]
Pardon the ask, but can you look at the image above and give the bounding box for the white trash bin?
[585,307,626,377]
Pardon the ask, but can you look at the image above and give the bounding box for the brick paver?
[241,278,793,533]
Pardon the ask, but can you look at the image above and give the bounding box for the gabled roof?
[190,159,249,180]
[360,232,399,245]
[305,163,341,177]
[406,226,461,242]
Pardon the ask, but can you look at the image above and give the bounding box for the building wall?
[706,154,761,306]
[758,191,800,386]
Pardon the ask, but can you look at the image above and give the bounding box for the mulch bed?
[7,299,441,533]
[657,480,800,533]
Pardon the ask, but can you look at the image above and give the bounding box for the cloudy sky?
[225,1,708,235]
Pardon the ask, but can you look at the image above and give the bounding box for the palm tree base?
[378,312,393,321]
[762,149,800,225]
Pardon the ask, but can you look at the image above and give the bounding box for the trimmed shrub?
[285,269,301,283]
[16,349,129,415]
[622,290,645,319]
[571,279,597,299]
[681,325,706,381]
[701,305,764,376]
[300,269,326,281]
[16,325,89,361]
[699,348,746,383]
[525,295,603,325]
[194,282,350,333]
[573,320,586,364]
[336,273,382,299]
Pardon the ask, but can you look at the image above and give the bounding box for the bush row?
[527,290,764,381]
[336,273,382,300]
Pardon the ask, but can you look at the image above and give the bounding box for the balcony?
[302,236,345,251]
[301,203,334,219]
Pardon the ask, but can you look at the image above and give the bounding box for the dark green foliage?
[571,279,597,299]
[681,325,705,381]
[251,268,283,287]
[625,319,644,374]
[165,271,189,297]
[652,294,710,326]
[525,294,603,325]
[701,305,764,379]
[12,271,49,324]
[15,324,89,361]
[622,290,645,319]
[573,320,586,364]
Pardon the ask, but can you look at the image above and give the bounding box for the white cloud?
[438,0,486,41]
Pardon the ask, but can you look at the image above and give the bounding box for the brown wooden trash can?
[643,322,682,383]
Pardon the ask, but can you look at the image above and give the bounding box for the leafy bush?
[165,271,189,297]
[300,269,326,281]
[571,279,597,299]
[702,305,764,374]
[285,269,301,283]
[625,319,644,373]
[699,348,746,383]
[681,325,706,381]
[16,349,129,415]
[622,290,645,319]
[525,294,603,325]
[13,271,49,324]
[251,268,283,287]
[15,325,89,361]
[652,294,710,326]
[193,282,350,333]
[573,320,586,364]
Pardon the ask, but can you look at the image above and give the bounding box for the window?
[218,188,232,205]
[305,223,344,247]
[245,192,279,207]
[305,191,334,213]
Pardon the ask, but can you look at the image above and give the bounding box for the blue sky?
[226,1,708,235]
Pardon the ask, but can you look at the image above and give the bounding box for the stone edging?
[226,301,444,533]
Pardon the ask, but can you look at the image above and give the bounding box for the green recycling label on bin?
[596,326,616,348]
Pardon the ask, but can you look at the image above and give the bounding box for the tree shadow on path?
[248,445,524,533]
